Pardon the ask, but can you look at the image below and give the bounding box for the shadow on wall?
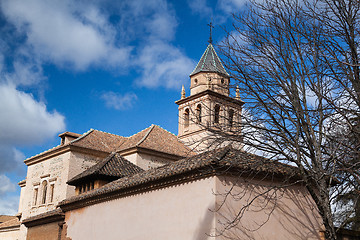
[193,204,216,240]
[214,176,322,240]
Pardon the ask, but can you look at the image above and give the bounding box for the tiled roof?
[190,43,229,77]
[67,152,144,185]
[0,217,20,229]
[25,125,193,163]
[22,209,64,227]
[0,215,16,223]
[71,129,127,152]
[118,125,194,157]
[60,147,299,209]
[25,129,126,162]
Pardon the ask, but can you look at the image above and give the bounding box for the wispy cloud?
[187,0,248,23]
[0,83,65,176]
[1,0,132,70]
[0,83,65,145]
[187,0,213,18]
[1,0,194,89]
[101,92,138,110]
[218,0,248,13]
[0,175,19,215]
[135,42,195,89]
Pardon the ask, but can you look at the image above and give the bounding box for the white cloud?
[0,146,24,175]
[0,83,65,145]
[135,42,195,89]
[5,61,45,87]
[187,0,213,18]
[0,175,19,215]
[101,92,138,110]
[1,0,132,70]
[218,0,248,13]
[1,0,193,89]
[0,175,16,195]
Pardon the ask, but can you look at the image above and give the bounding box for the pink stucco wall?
[63,175,323,240]
[64,177,217,240]
[215,176,323,239]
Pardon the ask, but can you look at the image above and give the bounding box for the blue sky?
[0,0,246,215]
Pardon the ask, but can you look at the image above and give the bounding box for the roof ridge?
[210,44,228,75]
[94,152,118,174]
[70,129,94,144]
[124,125,152,138]
[213,146,232,163]
[136,124,155,146]
[190,43,210,76]
[151,124,180,138]
[90,129,124,137]
[190,43,229,77]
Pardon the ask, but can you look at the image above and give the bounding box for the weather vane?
[208,22,214,44]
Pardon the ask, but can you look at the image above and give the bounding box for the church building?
[0,40,326,240]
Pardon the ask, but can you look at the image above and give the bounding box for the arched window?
[196,104,202,123]
[214,105,220,124]
[33,188,38,206]
[49,184,55,202]
[229,109,234,127]
[41,181,48,204]
[184,108,190,128]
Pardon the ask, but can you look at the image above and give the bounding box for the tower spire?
[181,85,186,99]
[207,22,214,44]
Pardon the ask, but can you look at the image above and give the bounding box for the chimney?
[58,132,81,145]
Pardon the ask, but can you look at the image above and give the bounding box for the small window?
[184,108,190,128]
[41,181,48,204]
[229,109,234,127]
[214,105,220,123]
[221,78,224,84]
[196,104,202,123]
[194,79,198,84]
[33,188,38,206]
[49,184,55,202]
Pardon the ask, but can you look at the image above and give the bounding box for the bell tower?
[176,27,244,152]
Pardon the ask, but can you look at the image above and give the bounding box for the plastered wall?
[63,177,217,240]
[0,228,20,240]
[215,176,323,240]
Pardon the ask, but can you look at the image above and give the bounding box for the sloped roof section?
[190,43,229,77]
[0,215,17,223]
[0,217,20,229]
[25,129,127,163]
[118,125,194,157]
[71,129,127,152]
[67,152,144,185]
[60,147,300,209]
[25,126,193,163]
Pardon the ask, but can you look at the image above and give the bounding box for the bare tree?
[207,0,360,239]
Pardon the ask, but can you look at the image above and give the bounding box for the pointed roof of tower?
[190,43,229,77]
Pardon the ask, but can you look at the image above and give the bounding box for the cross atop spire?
[208,22,214,44]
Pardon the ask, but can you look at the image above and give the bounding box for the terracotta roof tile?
[0,215,17,223]
[60,147,299,208]
[22,209,64,224]
[118,125,195,157]
[0,218,20,229]
[67,152,144,185]
[25,126,193,162]
[71,129,127,152]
